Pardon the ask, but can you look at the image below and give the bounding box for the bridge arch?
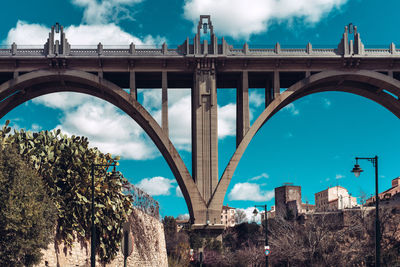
[0,69,205,220]
[210,70,400,209]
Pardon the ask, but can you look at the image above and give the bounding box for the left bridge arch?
[210,70,400,210]
[0,69,206,222]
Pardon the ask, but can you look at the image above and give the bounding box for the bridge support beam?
[274,70,280,98]
[129,70,137,101]
[265,78,273,108]
[162,71,168,135]
[192,60,219,224]
[236,71,250,147]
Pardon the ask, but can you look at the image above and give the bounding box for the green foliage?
[204,237,222,252]
[0,121,133,263]
[167,242,191,267]
[189,231,203,250]
[0,147,57,266]
[163,216,178,238]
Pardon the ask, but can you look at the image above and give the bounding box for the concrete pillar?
[129,70,137,100]
[265,78,273,108]
[129,43,135,54]
[212,34,218,55]
[236,70,250,147]
[11,43,17,56]
[203,39,208,55]
[274,70,280,98]
[192,60,218,215]
[162,71,168,135]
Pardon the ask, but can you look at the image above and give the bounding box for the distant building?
[221,205,236,228]
[301,203,316,214]
[260,206,276,221]
[275,183,302,218]
[176,219,190,232]
[267,205,276,219]
[315,186,358,211]
[366,177,400,208]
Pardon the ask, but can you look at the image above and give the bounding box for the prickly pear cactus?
[0,120,133,263]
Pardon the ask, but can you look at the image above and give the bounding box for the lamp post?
[253,204,268,267]
[351,156,380,267]
[91,162,118,267]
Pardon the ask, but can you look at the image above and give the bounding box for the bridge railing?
[123,182,160,219]
[0,41,397,57]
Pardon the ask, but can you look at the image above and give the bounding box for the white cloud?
[71,0,142,25]
[249,91,264,108]
[249,173,269,181]
[218,103,236,138]
[285,132,293,138]
[168,91,192,151]
[176,213,190,220]
[135,176,176,196]
[31,123,42,131]
[176,186,183,198]
[4,21,49,45]
[236,207,262,223]
[322,97,332,108]
[32,93,91,109]
[183,0,348,39]
[336,174,345,179]
[65,24,162,46]
[283,103,299,116]
[228,182,274,201]
[32,92,158,160]
[3,20,162,46]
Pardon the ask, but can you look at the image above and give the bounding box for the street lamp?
[91,162,119,267]
[351,156,380,267]
[253,205,269,267]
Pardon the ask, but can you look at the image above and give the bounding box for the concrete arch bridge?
[1,16,400,233]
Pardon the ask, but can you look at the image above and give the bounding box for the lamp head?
[203,23,208,34]
[55,22,60,33]
[253,208,258,216]
[351,164,363,178]
[348,23,354,34]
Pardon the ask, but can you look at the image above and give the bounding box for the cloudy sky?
[2,0,400,221]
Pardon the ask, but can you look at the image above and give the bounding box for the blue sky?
[1,0,400,220]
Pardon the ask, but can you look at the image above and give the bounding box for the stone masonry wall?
[36,208,167,267]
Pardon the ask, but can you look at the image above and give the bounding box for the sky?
[1,0,400,221]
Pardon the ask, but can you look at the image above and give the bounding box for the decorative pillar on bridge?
[191,16,222,227]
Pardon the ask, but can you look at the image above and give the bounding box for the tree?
[0,121,133,263]
[268,211,381,266]
[0,147,57,266]
[162,216,191,266]
[234,209,247,224]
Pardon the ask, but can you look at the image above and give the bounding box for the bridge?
[1,16,400,232]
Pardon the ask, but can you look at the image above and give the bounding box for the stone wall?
[36,208,167,267]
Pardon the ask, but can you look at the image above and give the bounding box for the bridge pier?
[236,71,250,147]
[191,59,220,225]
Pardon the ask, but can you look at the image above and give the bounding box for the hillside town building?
[366,177,400,208]
[315,186,358,211]
[221,205,236,228]
[275,183,302,217]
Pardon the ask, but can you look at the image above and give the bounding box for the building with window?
[315,186,358,211]
[366,177,400,208]
[221,205,236,228]
[275,183,302,218]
